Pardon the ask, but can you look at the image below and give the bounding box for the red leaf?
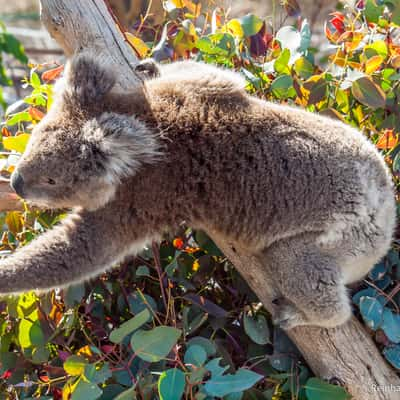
[42,65,64,82]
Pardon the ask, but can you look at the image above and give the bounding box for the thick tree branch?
[26,1,400,398]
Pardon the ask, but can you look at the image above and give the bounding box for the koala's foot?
[272,298,308,330]
[263,233,353,330]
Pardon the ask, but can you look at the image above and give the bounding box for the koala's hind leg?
[264,233,352,330]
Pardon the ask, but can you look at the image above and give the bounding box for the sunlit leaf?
[3,133,30,153]
[64,355,88,376]
[126,33,150,59]
[365,55,384,74]
[42,65,64,82]
[238,14,263,37]
[376,130,398,149]
[225,19,244,38]
[351,76,386,109]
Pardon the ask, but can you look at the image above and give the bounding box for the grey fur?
[2,55,396,330]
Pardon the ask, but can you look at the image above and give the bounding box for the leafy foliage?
[1,0,400,399]
[0,21,27,108]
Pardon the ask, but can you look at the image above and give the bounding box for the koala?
[1,54,396,330]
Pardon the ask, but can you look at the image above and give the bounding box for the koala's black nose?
[10,171,24,197]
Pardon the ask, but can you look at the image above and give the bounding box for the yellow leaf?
[183,0,201,16]
[193,259,200,272]
[224,19,244,38]
[125,32,150,59]
[365,55,384,74]
[64,355,87,376]
[77,345,93,358]
[6,211,23,235]
[3,133,30,153]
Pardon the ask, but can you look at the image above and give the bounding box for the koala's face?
[10,118,115,210]
[9,54,159,211]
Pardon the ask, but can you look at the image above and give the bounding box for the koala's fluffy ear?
[63,54,116,109]
[135,59,161,80]
[83,112,161,183]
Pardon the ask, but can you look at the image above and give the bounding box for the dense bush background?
[0,0,400,399]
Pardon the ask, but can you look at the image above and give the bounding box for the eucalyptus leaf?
[158,368,186,400]
[305,378,350,400]
[131,326,181,362]
[109,309,151,344]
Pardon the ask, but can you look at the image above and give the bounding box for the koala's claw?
[272,298,307,330]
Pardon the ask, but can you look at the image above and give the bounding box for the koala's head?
[10,55,160,211]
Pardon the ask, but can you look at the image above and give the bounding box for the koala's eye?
[47,178,56,185]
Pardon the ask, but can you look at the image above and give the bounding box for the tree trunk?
[16,0,399,398]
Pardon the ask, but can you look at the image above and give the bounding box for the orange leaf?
[365,55,384,74]
[1,127,11,137]
[391,55,400,68]
[28,107,45,121]
[376,130,398,150]
[42,65,64,82]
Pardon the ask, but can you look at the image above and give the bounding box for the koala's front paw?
[272,298,308,330]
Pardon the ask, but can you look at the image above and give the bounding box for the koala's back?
[138,62,395,284]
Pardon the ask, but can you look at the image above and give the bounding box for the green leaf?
[294,57,314,79]
[204,368,263,397]
[205,358,229,377]
[187,337,217,357]
[109,309,151,344]
[360,296,384,330]
[84,363,112,384]
[136,265,150,276]
[274,48,290,74]
[243,313,270,345]
[385,0,400,25]
[18,319,45,349]
[30,71,41,89]
[382,309,400,343]
[238,14,263,37]
[158,368,186,400]
[32,346,50,364]
[0,352,17,374]
[270,75,294,99]
[184,344,207,367]
[2,33,28,64]
[365,0,384,23]
[305,378,351,400]
[299,19,311,53]
[71,379,103,400]
[131,326,181,362]
[64,283,86,307]
[114,386,137,400]
[351,77,386,109]
[383,345,400,369]
[364,40,388,59]
[64,355,88,376]
[6,112,31,126]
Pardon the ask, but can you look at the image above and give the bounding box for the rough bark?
[3,0,393,398]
